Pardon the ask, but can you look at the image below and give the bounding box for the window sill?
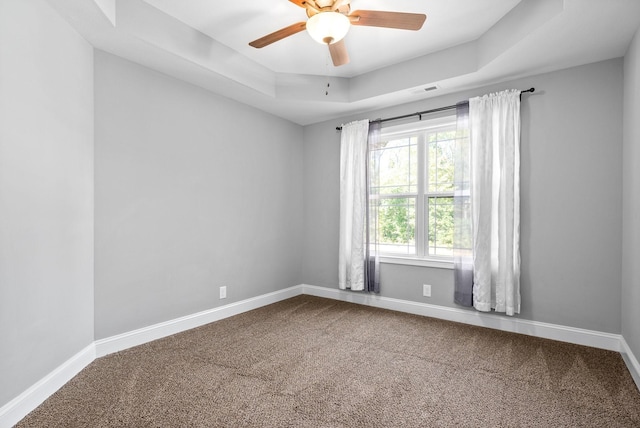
[378,256,454,270]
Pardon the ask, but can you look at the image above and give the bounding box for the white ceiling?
[141,0,521,78]
[49,0,640,125]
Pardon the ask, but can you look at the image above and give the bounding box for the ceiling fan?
[248,0,426,67]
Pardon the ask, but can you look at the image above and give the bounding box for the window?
[369,115,461,261]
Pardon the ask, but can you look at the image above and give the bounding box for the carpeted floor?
[16,295,640,427]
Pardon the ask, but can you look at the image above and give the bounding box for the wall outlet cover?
[423,284,431,297]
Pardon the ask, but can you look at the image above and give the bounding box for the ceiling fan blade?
[249,22,307,48]
[288,0,307,8]
[328,39,349,66]
[350,10,426,30]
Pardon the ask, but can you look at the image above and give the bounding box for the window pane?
[370,137,418,195]
[372,116,461,260]
[437,130,456,141]
[428,136,455,193]
[427,196,454,256]
[374,197,416,255]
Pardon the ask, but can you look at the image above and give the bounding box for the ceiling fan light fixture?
[306,12,350,45]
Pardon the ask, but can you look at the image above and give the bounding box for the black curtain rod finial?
[519,88,534,100]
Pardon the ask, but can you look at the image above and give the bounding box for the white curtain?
[469,90,521,315]
[338,119,370,291]
[453,102,473,307]
[365,122,381,293]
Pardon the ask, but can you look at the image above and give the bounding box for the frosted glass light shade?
[306,12,350,45]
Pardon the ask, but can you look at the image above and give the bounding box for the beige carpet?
[16,295,640,427]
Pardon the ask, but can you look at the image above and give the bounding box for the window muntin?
[370,116,459,259]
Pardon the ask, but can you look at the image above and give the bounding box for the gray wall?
[0,0,94,408]
[623,29,640,360]
[303,59,624,333]
[94,52,304,339]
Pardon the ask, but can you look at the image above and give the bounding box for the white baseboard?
[4,283,639,428]
[620,337,640,391]
[95,285,303,357]
[300,284,622,352]
[0,344,96,428]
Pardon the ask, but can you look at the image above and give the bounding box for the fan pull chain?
[325,52,330,96]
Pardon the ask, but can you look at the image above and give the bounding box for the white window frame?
[373,114,457,269]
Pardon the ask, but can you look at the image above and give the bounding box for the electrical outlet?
[219,286,227,299]
[423,284,432,297]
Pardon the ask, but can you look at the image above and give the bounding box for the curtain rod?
[335,87,535,131]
